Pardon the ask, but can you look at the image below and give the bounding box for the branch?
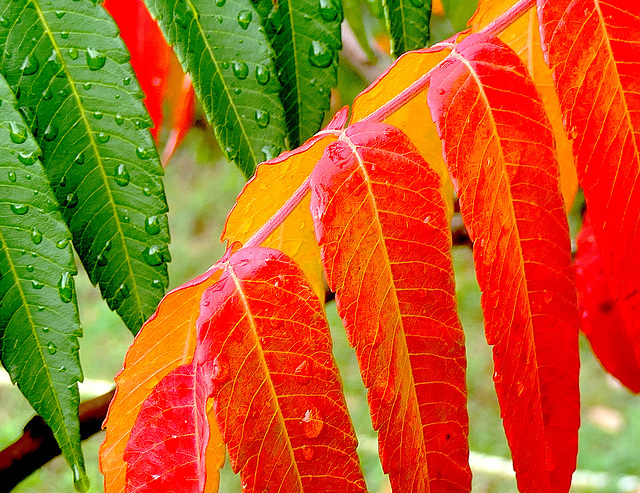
[0,389,114,491]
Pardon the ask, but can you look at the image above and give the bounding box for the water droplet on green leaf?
[60,31,69,39]
[11,203,29,215]
[93,111,103,120]
[0,16,11,28]
[136,146,151,160]
[86,47,106,71]
[319,0,340,21]
[63,193,78,208]
[54,10,65,18]
[216,0,226,5]
[111,283,130,310]
[56,238,69,249]
[26,264,34,272]
[255,64,270,85]
[21,54,39,75]
[114,114,124,125]
[96,132,110,143]
[9,121,27,144]
[31,227,42,244]
[144,215,161,235]
[18,150,38,165]
[255,109,270,128]
[8,171,16,182]
[237,10,252,29]
[42,88,53,100]
[43,124,58,141]
[151,279,162,289]
[232,61,248,79]
[74,152,84,165]
[115,164,130,186]
[42,325,50,332]
[96,254,107,266]
[47,342,57,354]
[31,280,43,289]
[261,144,281,161]
[309,40,333,68]
[58,271,73,303]
[68,47,78,60]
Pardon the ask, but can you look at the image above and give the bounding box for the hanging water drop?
[18,150,38,165]
[145,215,161,235]
[301,407,324,438]
[216,0,226,5]
[58,271,73,303]
[308,41,333,68]
[93,111,103,120]
[114,164,130,186]
[54,10,65,18]
[111,283,130,310]
[255,64,270,85]
[56,238,69,249]
[232,61,248,79]
[9,121,27,144]
[68,47,79,60]
[8,171,17,182]
[318,0,339,21]
[96,132,110,143]
[114,113,124,125]
[86,47,106,71]
[31,280,43,289]
[21,54,39,75]
[74,152,84,165]
[60,31,69,39]
[136,146,151,159]
[47,342,58,355]
[31,227,43,245]
[63,192,78,208]
[255,109,270,128]
[143,245,165,266]
[10,203,29,215]
[26,264,34,272]
[42,326,50,332]
[43,124,58,141]
[261,144,280,161]
[72,463,90,493]
[237,10,252,29]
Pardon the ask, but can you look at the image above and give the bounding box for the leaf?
[103,0,171,138]
[259,0,342,148]
[196,246,366,493]
[100,269,223,493]
[310,122,470,491]
[223,107,349,301]
[575,214,640,394]
[161,71,196,165]
[427,33,580,493]
[440,0,477,32]
[143,0,287,178]
[344,0,377,63]
[0,75,87,490]
[469,0,578,211]
[0,0,170,334]
[537,0,640,361]
[383,0,432,57]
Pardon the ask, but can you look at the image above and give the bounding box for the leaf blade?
[383,0,432,57]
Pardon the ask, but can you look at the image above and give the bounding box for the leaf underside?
[0,0,170,334]
[428,32,580,493]
[310,122,470,492]
[143,0,287,178]
[0,74,86,487]
[384,0,432,57]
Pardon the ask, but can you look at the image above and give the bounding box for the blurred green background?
[2,0,640,491]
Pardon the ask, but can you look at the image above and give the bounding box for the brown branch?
[0,389,114,491]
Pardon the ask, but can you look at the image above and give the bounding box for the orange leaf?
[100,270,224,493]
[197,247,366,493]
[538,0,640,363]
[469,0,579,211]
[427,33,580,493]
[222,108,349,300]
[310,122,470,491]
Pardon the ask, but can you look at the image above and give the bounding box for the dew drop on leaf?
[58,271,73,303]
[86,47,106,71]
[301,445,314,461]
[31,227,42,245]
[10,203,29,215]
[31,280,43,289]
[136,146,151,159]
[255,64,270,85]
[142,245,164,266]
[294,359,312,384]
[216,0,226,5]
[20,54,39,75]
[43,124,58,141]
[114,164,130,186]
[8,121,27,144]
[93,111,103,120]
[18,150,38,165]
[0,16,10,28]
[237,10,252,29]
[123,76,132,86]
[7,171,16,182]
[42,88,52,100]
[63,193,78,208]
[114,114,124,125]
[42,326,50,332]
[68,47,79,60]
[54,10,65,18]
[261,144,280,161]
[232,61,249,80]
[61,31,69,39]
[96,132,110,143]
[47,342,57,355]
[144,215,161,235]
[318,0,339,21]
[255,109,269,128]
[72,464,90,493]
[111,283,130,310]
[56,238,69,249]
[26,264,34,272]
[96,254,107,266]
[151,279,162,289]
[301,407,324,439]
[308,41,333,68]
[74,152,84,165]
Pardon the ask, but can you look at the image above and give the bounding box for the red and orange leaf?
[161,69,196,165]
[196,247,366,493]
[124,363,209,493]
[469,0,578,211]
[537,0,640,362]
[310,122,470,492]
[427,33,580,493]
[222,108,349,300]
[575,214,640,393]
[100,269,224,493]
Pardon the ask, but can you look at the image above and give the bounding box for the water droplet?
[301,407,324,439]
[47,50,63,77]
[221,61,230,70]
[58,87,70,98]
[60,31,69,39]
[114,113,124,125]
[408,0,425,6]
[423,215,430,224]
[216,0,226,5]
[38,305,45,312]
[233,87,242,95]
[294,359,312,384]
[74,152,84,165]
[18,150,38,165]
[68,47,79,60]
[47,342,58,354]
[31,227,42,244]
[86,47,106,71]
[151,279,162,289]
[63,193,78,208]
[10,203,29,215]
[59,366,67,372]
[21,54,39,75]
[56,238,69,249]
[43,124,58,141]
[308,41,333,68]
[111,283,130,310]
[0,16,11,28]
[58,271,73,303]
[224,145,237,160]
[145,215,161,235]
[136,146,151,160]
[134,119,151,130]
[93,111,103,120]
[301,445,314,461]
[261,144,281,161]
[42,326,50,332]
[26,264,34,272]
[96,254,107,266]
[114,164,130,186]
[54,10,65,18]
[104,240,112,251]
[211,355,230,385]
[42,88,53,100]
[237,10,252,29]
[31,280,44,289]
[96,132,110,143]
[122,214,130,223]
[255,64,270,85]
[9,121,27,144]
[254,109,270,128]
[8,171,17,182]
[142,187,151,196]
[72,464,90,492]
[143,245,168,266]
[319,0,339,21]
[231,61,249,81]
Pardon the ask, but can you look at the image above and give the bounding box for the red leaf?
[537,0,640,360]
[427,33,580,493]
[196,247,366,493]
[575,214,640,393]
[124,363,209,493]
[310,122,470,492]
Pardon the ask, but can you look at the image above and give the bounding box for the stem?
[482,0,536,38]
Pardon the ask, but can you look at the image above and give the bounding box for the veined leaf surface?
[383,0,432,57]
[0,0,170,333]
[469,0,578,210]
[310,122,470,491]
[143,0,286,178]
[427,33,580,493]
[197,247,366,492]
[0,75,87,490]
[537,0,640,361]
[100,269,223,493]
[259,0,342,148]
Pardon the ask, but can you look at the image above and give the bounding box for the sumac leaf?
[310,121,470,491]
[427,33,580,493]
[383,0,432,57]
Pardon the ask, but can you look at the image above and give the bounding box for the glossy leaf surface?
[197,247,366,493]
[100,269,223,493]
[143,0,286,178]
[537,0,640,362]
[383,0,432,57]
[0,75,86,490]
[310,122,470,491]
[427,33,580,493]
[0,0,170,334]
[575,214,640,394]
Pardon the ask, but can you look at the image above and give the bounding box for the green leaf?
[0,0,170,334]
[383,0,432,57]
[0,75,88,492]
[261,0,343,147]
[143,0,287,178]
[440,0,477,33]
[344,0,377,63]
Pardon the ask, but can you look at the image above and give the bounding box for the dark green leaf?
[0,0,170,334]
[143,0,287,178]
[261,0,343,147]
[0,75,88,492]
[344,0,377,63]
[383,0,431,57]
